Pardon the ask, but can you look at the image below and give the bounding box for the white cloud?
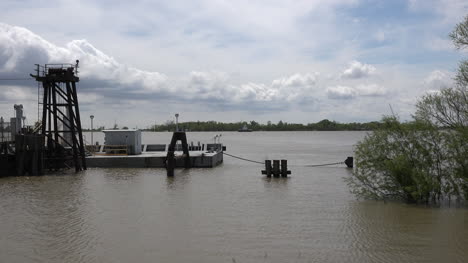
[272,73,317,88]
[326,84,387,99]
[78,92,104,104]
[271,73,319,102]
[341,61,376,79]
[0,86,36,102]
[327,86,356,99]
[355,84,387,97]
[423,70,453,90]
[0,23,168,92]
[0,23,323,110]
[0,16,456,126]
[183,71,320,105]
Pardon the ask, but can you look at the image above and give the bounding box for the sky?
[0,0,467,129]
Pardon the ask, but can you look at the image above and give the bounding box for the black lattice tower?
[31,61,86,172]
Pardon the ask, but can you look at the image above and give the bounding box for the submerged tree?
[347,15,468,203]
[347,117,448,203]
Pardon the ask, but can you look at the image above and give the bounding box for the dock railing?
[93,145,129,155]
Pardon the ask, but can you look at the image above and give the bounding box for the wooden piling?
[265,160,272,177]
[281,160,288,177]
[262,159,291,177]
[262,160,272,177]
[273,160,280,177]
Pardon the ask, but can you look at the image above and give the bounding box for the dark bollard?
[273,160,280,177]
[262,160,272,177]
[280,160,287,177]
[345,157,353,168]
[266,160,272,177]
[263,160,291,177]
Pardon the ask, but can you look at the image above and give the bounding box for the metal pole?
[90,115,94,147]
[0,117,3,143]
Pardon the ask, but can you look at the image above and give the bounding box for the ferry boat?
[238,124,252,132]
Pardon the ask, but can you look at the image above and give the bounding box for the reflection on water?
[1,132,467,263]
[166,169,192,190]
[344,201,468,263]
[262,177,290,189]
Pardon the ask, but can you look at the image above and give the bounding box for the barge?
[86,149,223,168]
[85,129,224,169]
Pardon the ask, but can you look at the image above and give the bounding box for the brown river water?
[0,131,467,263]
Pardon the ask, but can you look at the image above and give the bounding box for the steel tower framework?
[31,61,86,172]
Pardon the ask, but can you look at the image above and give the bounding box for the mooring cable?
[304,161,344,167]
[223,152,264,164]
[223,152,346,167]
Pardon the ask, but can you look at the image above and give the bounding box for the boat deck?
[86,150,223,168]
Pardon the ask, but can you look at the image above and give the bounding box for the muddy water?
[0,131,467,263]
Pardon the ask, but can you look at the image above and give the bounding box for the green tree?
[347,117,448,203]
[450,15,468,88]
[347,15,468,203]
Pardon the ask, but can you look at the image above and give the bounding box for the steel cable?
[223,152,264,164]
[223,152,346,167]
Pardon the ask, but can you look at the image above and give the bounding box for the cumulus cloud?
[326,84,387,99]
[341,61,376,79]
[423,70,453,90]
[355,84,387,96]
[0,23,60,74]
[0,86,37,102]
[186,71,230,100]
[270,73,319,102]
[78,92,105,105]
[272,73,317,88]
[327,86,356,99]
[0,22,416,125]
[183,71,320,105]
[0,23,326,111]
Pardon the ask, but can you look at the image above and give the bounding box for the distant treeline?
[145,119,382,132]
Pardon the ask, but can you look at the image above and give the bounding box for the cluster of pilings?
[262,160,291,177]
